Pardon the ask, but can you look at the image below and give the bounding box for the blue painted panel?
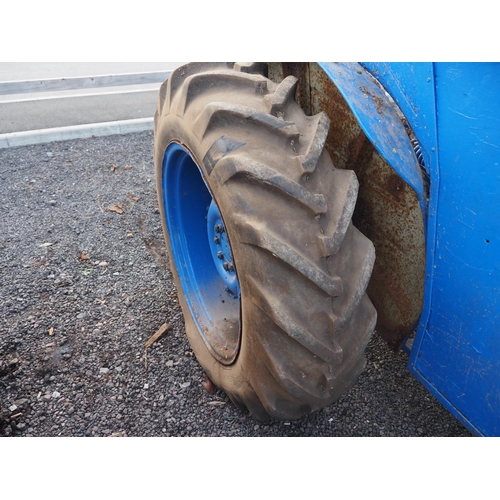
[407,63,500,436]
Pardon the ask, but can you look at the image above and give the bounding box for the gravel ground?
[0,131,472,437]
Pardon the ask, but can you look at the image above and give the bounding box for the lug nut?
[215,224,225,234]
[214,236,220,245]
[223,261,234,272]
[217,251,224,260]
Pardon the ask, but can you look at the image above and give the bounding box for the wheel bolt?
[217,251,224,260]
[214,235,220,245]
[215,224,225,234]
[223,261,234,272]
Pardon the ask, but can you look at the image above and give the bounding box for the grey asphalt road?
[1,90,161,133]
[0,62,184,134]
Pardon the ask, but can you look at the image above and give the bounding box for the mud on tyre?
[154,62,377,420]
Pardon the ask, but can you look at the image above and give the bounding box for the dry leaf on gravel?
[39,242,54,247]
[79,251,88,261]
[123,165,133,171]
[127,193,140,202]
[108,204,124,214]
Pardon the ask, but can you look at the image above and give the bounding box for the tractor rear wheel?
[154,62,377,420]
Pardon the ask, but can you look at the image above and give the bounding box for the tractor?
[153,62,499,436]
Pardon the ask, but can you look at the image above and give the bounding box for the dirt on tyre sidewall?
[154,62,377,420]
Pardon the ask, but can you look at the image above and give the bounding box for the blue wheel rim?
[162,142,241,364]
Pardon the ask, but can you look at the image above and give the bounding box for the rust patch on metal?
[386,172,406,203]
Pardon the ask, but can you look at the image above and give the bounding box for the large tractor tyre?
[153,62,377,420]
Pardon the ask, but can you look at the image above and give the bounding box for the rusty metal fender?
[318,62,428,220]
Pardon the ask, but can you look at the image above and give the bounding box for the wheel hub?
[207,200,239,299]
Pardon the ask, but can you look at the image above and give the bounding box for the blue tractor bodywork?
[318,62,500,436]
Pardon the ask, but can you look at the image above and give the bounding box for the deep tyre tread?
[263,75,299,116]
[154,63,377,420]
[211,155,327,214]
